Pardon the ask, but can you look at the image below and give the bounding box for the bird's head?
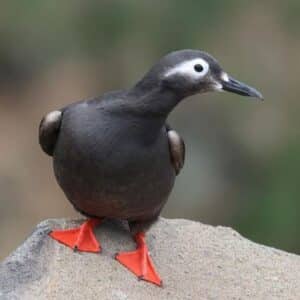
[142,49,263,100]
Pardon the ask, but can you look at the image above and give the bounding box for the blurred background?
[0,0,299,260]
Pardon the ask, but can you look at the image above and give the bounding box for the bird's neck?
[127,80,183,119]
[104,83,182,144]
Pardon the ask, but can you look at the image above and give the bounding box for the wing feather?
[39,110,62,156]
[166,125,185,175]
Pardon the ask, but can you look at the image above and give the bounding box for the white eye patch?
[164,58,210,80]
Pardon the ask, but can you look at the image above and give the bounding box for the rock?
[0,218,299,300]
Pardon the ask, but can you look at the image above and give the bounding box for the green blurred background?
[0,1,299,260]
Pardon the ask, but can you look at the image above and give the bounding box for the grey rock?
[0,218,299,300]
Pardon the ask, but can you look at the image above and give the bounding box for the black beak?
[222,76,263,100]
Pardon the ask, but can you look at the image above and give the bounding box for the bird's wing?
[166,124,185,175]
[39,110,62,156]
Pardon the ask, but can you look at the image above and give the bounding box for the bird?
[39,49,263,286]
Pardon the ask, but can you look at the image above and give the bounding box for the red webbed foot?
[49,218,101,253]
[115,232,162,286]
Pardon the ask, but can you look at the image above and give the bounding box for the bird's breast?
[53,106,175,219]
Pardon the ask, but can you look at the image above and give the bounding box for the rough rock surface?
[0,218,299,300]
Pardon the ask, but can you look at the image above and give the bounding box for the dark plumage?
[39,49,262,285]
[39,49,262,232]
[40,93,183,231]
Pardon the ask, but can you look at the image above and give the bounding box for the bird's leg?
[49,218,101,253]
[115,232,162,286]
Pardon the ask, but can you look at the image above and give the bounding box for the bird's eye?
[194,64,204,73]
